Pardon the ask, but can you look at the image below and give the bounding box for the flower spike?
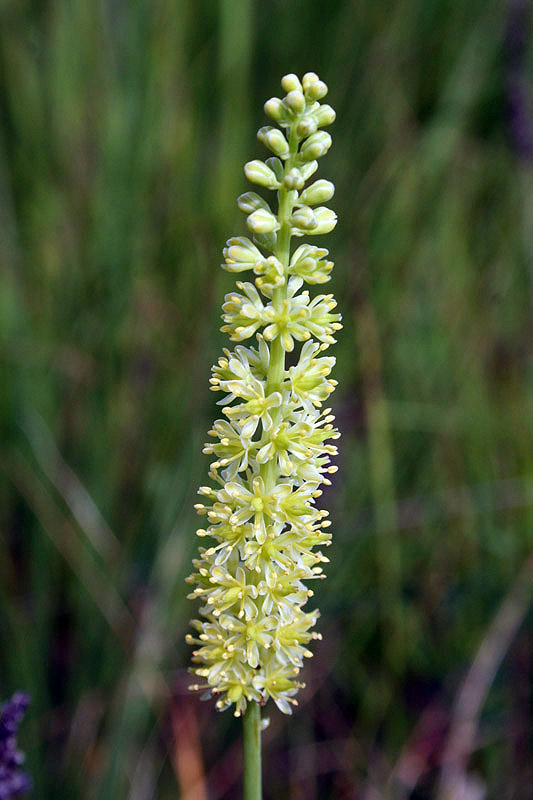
[188,72,340,719]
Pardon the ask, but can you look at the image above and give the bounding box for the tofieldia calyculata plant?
[186,71,339,796]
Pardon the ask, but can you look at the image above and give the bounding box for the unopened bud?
[237,192,269,214]
[291,207,317,230]
[300,131,332,161]
[244,160,279,189]
[306,80,328,100]
[302,72,319,91]
[253,231,277,252]
[299,180,335,206]
[281,73,302,92]
[223,237,262,270]
[264,97,285,122]
[285,90,306,113]
[297,117,318,138]
[309,206,337,234]
[315,104,336,127]
[299,161,319,181]
[283,168,305,191]
[247,209,280,234]
[265,128,289,158]
[265,157,284,181]
[257,126,272,144]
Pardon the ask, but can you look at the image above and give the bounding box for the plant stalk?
[243,701,262,800]
[244,115,298,800]
[260,124,297,492]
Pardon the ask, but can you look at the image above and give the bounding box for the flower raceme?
[187,72,340,718]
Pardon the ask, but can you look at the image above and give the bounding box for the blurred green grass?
[1,0,532,797]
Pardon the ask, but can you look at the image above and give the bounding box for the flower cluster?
[0,693,31,799]
[187,73,340,717]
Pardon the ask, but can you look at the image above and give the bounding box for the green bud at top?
[258,127,289,158]
[264,97,285,122]
[299,131,332,161]
[244,160,280,189]
[297,117,318,139]
[281,73,302,93]
[298,179,335,206]
[314,104,336,127]
[265,157,284,182]
[257,126,272,144]
[237,192,270,215]
[264,128,289,159]
[302,72,319,91]
[246,208,280,234]
[253,230,277,252]
[299,161,319,181]
[283,168,305,191]
[306,80,328,101]
[285,90,306,113]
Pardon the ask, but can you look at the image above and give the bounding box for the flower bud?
[285,90,306,113]
[265,128,289,158]
[237,192,269,214]
[306,80,328,100]
[299,161,318,181]
[291,207,317,230]
[264,97,285,122]
[298,180,335,206]
[254,255,285,294]
[283,168,305,191]
[247,209,280,234]
[309,207,337,234]
[314,104,336,127]
[302,72,319,91]
[244,160,280,189]
[289,244,334,283]
[253,231,277,252]
[297,117,318,138]
[222,237,263,271]
[299,131,332,161]
[281,73,302,93]
[265,157,284,182]
[287,189,299,206]
[257,126,272,144]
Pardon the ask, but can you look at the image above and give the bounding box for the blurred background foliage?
[1,0,533,798]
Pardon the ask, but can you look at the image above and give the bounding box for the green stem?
[260,124,298,492]
[243,701,262,800]
[244,122,300,798]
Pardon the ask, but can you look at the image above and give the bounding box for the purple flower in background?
[0,693,31,799]
[505,0,533,160]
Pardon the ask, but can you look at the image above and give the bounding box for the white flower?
[222,236,264,273]
[221,282,266,341]
[203,419,254,479]
[221,377,282,438]
[287,340,336,410]
[252,655,303,714]
[288,244,333,284]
